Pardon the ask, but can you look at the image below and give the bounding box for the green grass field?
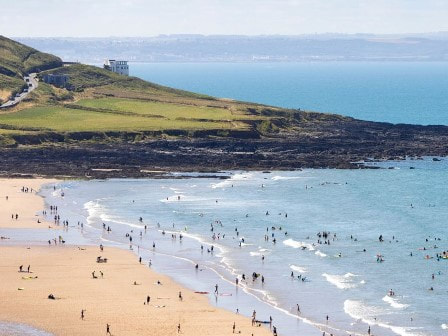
[75,98,259,121]
[0,104,247,132]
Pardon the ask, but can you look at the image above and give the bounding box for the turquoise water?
[130,62,448,126]
[37,159,448,336]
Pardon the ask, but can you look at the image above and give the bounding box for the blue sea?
[130,62,448,126]
[10,159,440,336]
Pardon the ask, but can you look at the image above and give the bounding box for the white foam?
[84,200,142,229]
[211,172,253,189]
[315,250,327,257]
[382,295,409,310]
[344,300,423,336]
[283,238,315,251]
[442,324,448,330]
[271,175,302,181]
[322,273,359,290]
[290,265,307,273]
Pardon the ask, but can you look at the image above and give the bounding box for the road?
[0,73,38,108]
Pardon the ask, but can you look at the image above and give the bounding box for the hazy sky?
[1,0,448,37]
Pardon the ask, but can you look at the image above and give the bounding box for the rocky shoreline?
[1,119,447,179]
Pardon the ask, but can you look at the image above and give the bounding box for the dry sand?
[0,179,272,335]
[0,178,57,229]
[0,246,272,336]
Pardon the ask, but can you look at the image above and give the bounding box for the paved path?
[0,73,38,108]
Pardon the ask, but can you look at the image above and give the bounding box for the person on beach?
[232,322,236,333]
[81,309,85,320]
[214,284,219,294]
[296,304,301,313]
[19,265,23,272]
[106,323,111,335]
[27,265,30,273]
[177,323,181,333]
[146,295,150,304]
[179,291,183,301]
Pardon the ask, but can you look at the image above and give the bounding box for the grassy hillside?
[0,36,349,145]
[0,35,62,102]
[0,57,295,141]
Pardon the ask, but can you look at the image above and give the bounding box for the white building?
[104,60,129,76]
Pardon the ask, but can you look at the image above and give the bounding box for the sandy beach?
[0,246,271,336]
[0,178,57,229]
[0,179,272,336]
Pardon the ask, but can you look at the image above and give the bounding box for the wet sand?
[0,178,57,229]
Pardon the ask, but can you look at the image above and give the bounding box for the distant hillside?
[0,35,62,102]
[0,37,447,177]
[15,34,448,63]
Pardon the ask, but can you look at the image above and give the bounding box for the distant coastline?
[15,34,448,63]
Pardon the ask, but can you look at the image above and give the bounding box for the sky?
[1,0,448,37]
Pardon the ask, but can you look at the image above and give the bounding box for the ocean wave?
[290,265,307,273]
[382,295,409,310]
[322,273,360,289]
[271,175,302,181]
[344,300,423,336]
[250,248,271,257]
[442,324,448,330]
[211,172,253,189]
[84,200,142,229]
[315,250,327,257]
[283,238,315,251]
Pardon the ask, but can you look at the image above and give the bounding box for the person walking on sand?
[146,295,150,304]
[106,323,111,335]
[19,265,23,272]
[27,265,30,273]
[232,322,236,333]
[179,291,183,301]
[81,309,85,320]
[177,323,181,333]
